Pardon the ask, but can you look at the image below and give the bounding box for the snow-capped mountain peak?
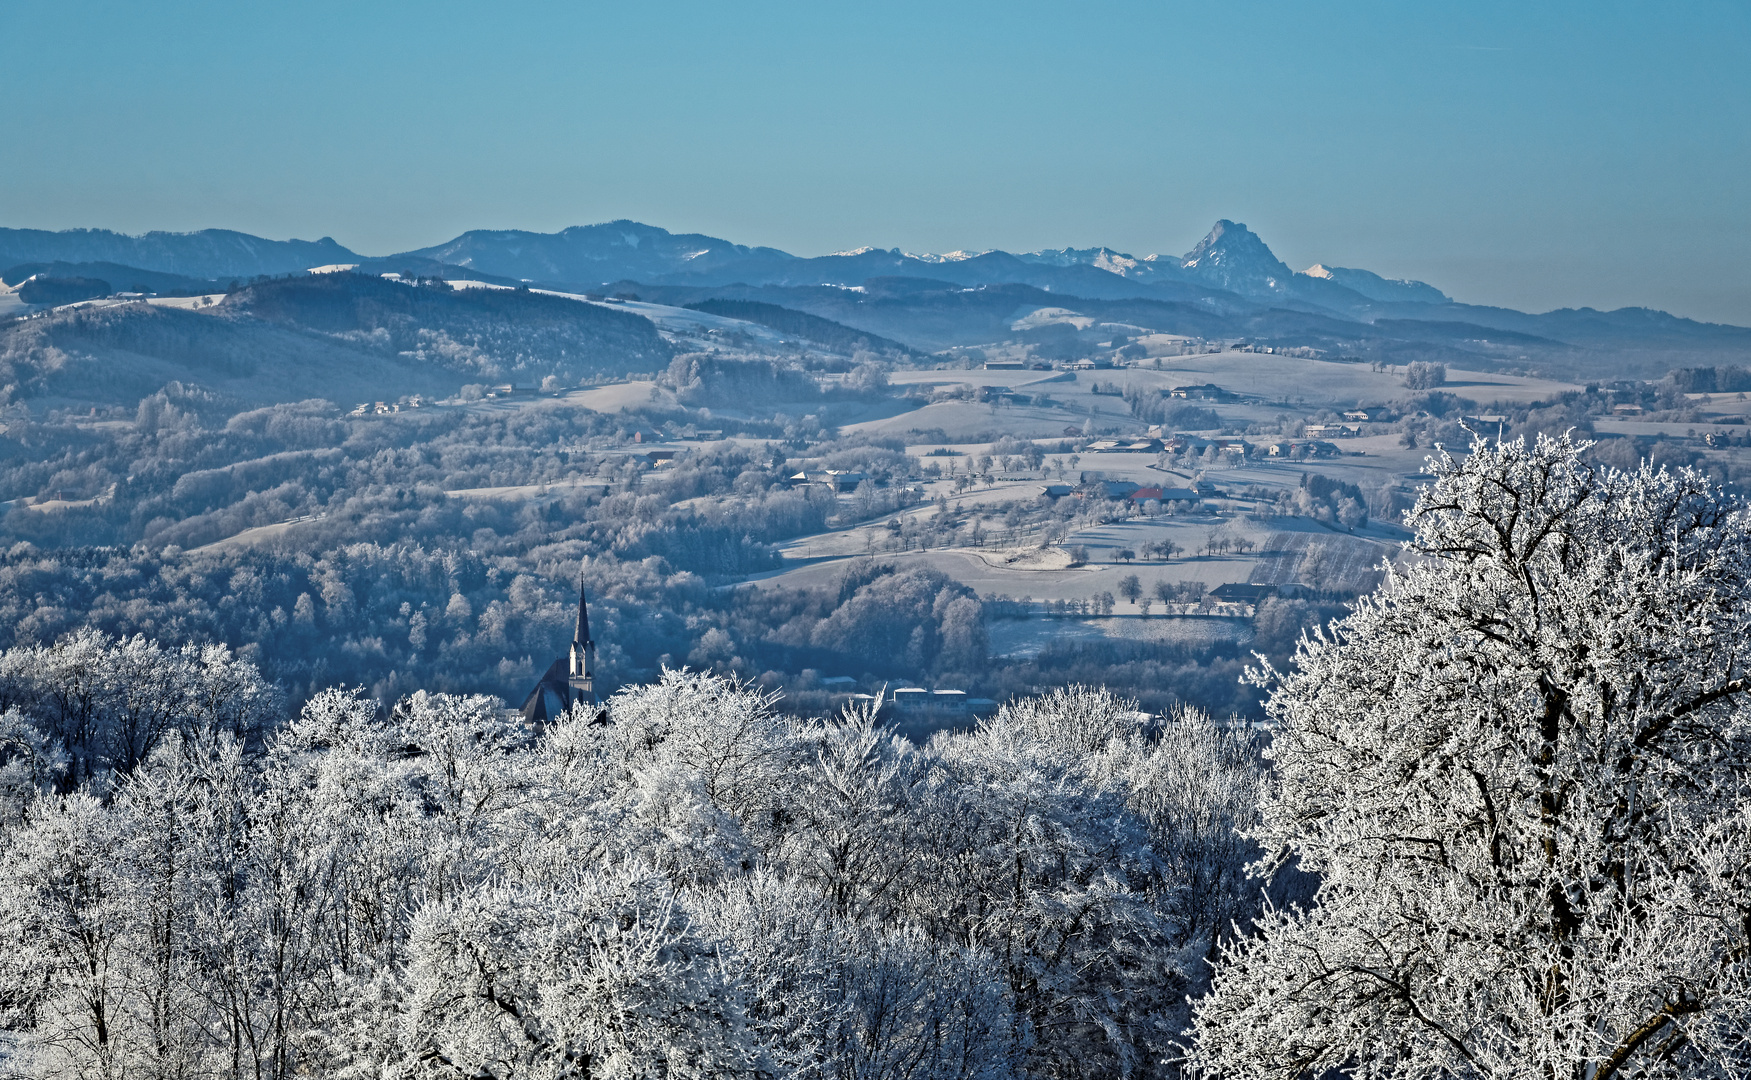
[904,249,989,263]
[1176,220,1293,295]
[1298,262,1450,304]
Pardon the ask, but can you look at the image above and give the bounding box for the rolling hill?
[0,273,674,410]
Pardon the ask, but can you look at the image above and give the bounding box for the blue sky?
[1,1,1747,322]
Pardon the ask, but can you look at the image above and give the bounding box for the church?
[520,580,596,725]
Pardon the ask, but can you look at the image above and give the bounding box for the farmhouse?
[1128,486,1200,504]
[1209,583,1276,604]
[1085,437,1162,453]
[1169,383,1238,401]
[1084,479,1142,500]
[787,470,869,492]
[1267,440,1341,458]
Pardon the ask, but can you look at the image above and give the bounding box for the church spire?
[568,580,595,702]
[574,583,593,648]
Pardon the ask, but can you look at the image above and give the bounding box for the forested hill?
[227,272,664,354]
[0,302,448,408]
[224,273,674,381]
[0,274,676,409]
[682,298,916,356]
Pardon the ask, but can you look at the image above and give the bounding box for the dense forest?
[224,273,675,382]
[0,662,1276,1079]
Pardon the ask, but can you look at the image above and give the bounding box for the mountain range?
[361,218,1460,314]
[0,219,1460,312]
[0,228,355,280]
[4,219,1749,385]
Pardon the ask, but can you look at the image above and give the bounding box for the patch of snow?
[828,246,880,257]
[1092,250,1140,275]
[528,287,796,346]
[307,264,359,274]
[907,250,987,263]
[1295,264,1450,303]
[681,249,712,261]
[619,232,642,248]
[0,282,27,318]
[146,294,228,311]
[1011,307,1095,332]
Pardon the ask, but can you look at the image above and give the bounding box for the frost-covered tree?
[0,631,280,788]
[0,791,131,1080]
[918,686,1187,1077]
[399,864,758,1080]
[1189,435,1751,1079]
[0,645,1268,1079]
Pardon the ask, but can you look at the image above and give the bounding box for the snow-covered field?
[441,479,612,501]
[146,293,227,311]
[563,381,667,413]
[1121,354,1578,407]
[0,282,25,318]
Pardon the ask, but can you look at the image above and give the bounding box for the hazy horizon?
[2,2,1747,323]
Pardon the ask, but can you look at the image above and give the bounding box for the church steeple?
[567,581,595,703]
[519,577,600,726]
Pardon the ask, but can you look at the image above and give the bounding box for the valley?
[12,9,1750,1077]
[0,222,1747,718]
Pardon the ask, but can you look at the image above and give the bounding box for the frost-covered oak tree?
[1189,435,1751,1080]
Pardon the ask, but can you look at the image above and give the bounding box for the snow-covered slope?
[1301,263,1449,304]
[1176,220,1295,296]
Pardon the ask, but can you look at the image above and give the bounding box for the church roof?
[574,583,593,647]
[521,656,571,726]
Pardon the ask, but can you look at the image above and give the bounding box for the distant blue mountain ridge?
[0,227,355,280]
[388,219,1455,313]
[0,219,1449,309]
[6,220,1749,351]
